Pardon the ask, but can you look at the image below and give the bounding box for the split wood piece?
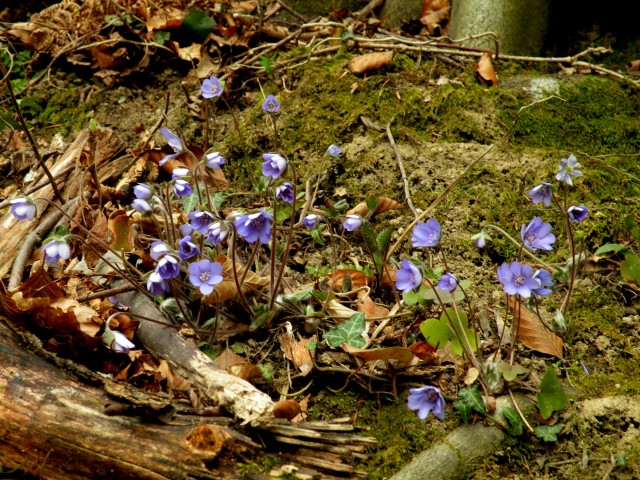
[0,317,257,480]
[114,282,276,425]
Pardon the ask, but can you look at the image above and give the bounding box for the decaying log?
[0,317,258,479]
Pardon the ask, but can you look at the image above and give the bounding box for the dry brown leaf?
[346,196,403,218]
[348,51,393,75]
[157,359,190,390]
[273,399,302,420]
[213,348,246,370]
[628,60,640,72]
[279,323,315,376]
[326,300,358,319]
[343,344,415,363]
[357,290,390,318]
[508,297,563,359]
[108,209,133,252]
[476,52,500,87]
[201,254,270,303]
[420,0,450,35]
[50,297,102,337]
[329,269,374,290]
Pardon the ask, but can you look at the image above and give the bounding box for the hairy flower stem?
[229,230,251,312]
[482,225,554,269]
[557,186,578,316]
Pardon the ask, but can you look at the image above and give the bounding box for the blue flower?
[131,198,152,213]
[147,271,170,297]
[343,215,363,232]
[261,153,287,179]
[556,154,583,186]
[471,231,491,249]
[207,221,229,245]
[327,145,342,157]
[159,127,184,166]
[42,239,71,264]
[532,269,554,296]
[497,261,540,298]
[262,94,280,113]
[188,210,215,235]
[178,235,200,260]
[172,179,193,198]
[188,259,223,295]
[412,218,441,247]
[201,76,224,99]
[437,272,458,292]
[172,167,191,180]
[567,205,588,223]
[302,214,319,229]
[395,260,422,294]
[9,196,37,221]
[235,210,273,244]
[133,183,153,200]
[275,183,294,204]
[180,223,193,237]
[407,385,446,420]
[150,241,171,260]
[102,324,135,353]
[521,217,555,251]
[528,183,552,207]
[156,255,180,280]
[204,151,225,169]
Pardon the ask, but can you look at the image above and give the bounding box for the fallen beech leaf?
[329,269,374,290]
[228,363,262,381]
[108,209,133,252]
[213,347,246,370]
[508,297,563,359]
[463,367,480,385]
[476,52,500,87]
[326,299,359,319]
[348,51,393,75]
[628,60,640,72]
[343,344,415,363]
[279,322,315,376]
[50,297,102,337]
[408,341,439,364]
[273,399,301,420]
[420,0,450,35]
[158,359,190,390]
[357,289,390,318]
[347,196,403,217]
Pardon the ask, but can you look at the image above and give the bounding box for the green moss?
[29,87,92,136]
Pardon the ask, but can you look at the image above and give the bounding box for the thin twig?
[385,119,417,218]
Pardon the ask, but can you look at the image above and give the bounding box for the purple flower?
[147,271,170,297]
[111,330,135,353]
[180,223,193,237]
[407,385,446,420]
[261,153,287,179]
[528,183,552,207]
[159,127,184,166]
[302,214,319,229]
[532,269,554,296]
[188,259,223,295]
[131,198,152,213]
[262,94,280,113]
[178,235,200,260]
[42,239,71,264]
[156,254,180,280]
[343,215,363,232]
[556,154,583,186]
[412,218,441,248]
[395,260,422,294]
[172,179,193,198]
[108,295,126,308]
[567,205,589,223]
[172,167,190,180]
[275,182,294,204]
[521,217,556,251]
[204,151,225,169]
[437,272,458,292]
[327,145,342,157]
[133,183,153,200]
[497,261,540,298]
[234,210,273,244]
[201,75,223,99]
[207,221,229,245]
[471,231,491,249]
[10,196,37,221]
[188,210,215,235]
[150,241,171,260]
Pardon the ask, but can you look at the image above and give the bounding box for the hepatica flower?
[172,167,191,180]
[10,196,37,221]
[497,261,540,298]
[302,214,319,229]
[42,239,71,264]
[556,154,583,186]
[395,260,422,294]
[407,385,446,421]
[204,151,225,170]
[343,215,363,232]
[156,254,180,279]
[327,144,342,157]
[235,210,273,244]
[150,241,171,260]
[528,182,552,207]
[133,183,153,200]
[102,324,135,353]
[412,218,441,247]
[131,198,151,213]
[262,153,287,178]
[207,221,229,245]
[201,75,223,99]
[178,235,200,260]
[147,271,170,297]
[261,94,280,113]
[521,217,555,251]
[437,272,458,292]
[188,210,215,235]
[159,127,184,166]
[188,259,223,295]
[567,205,589,222]
[471,231,492,249]
[172,179,193,198]
[275,183,294,204]
[532,269,554,296]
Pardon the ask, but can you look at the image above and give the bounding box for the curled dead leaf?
[273,399,302,420]
[348,51,393,75]
[508,297,563,359]
[343,344,415,364]
[346,196,403,218]
[476,52,500,87]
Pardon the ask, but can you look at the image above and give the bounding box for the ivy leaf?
[212,192,226,210]
[534,423,564,442]
[323,312,366,348]
[181,191,199,214]
[454,400,471,423]
[458,385,486,414]
[501,407,524,436]
[537,367,567,419]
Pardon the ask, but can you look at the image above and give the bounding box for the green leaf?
[230,343,244,354]
[497,361,528,382]
[365,196,378,211]
[537,367,567,419]
[595,243,629,256]
[212,192,226,210]
[154,31,170,45]
[323,312,366,348]
[501,407,524,436]
[182,8,217,43]
[181,192,199,214]
[454,400,471,423]
[258,363,274,383]
[376,228,392,259]
[416,279,469,304]
[403,290,420,306]
[310,228,324,245]
[621,253,640,284]
[420,318,453,349]
[534,423,564,442]
[440,308,478,356]
[362,223,383,277]
[458,385,486,414]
